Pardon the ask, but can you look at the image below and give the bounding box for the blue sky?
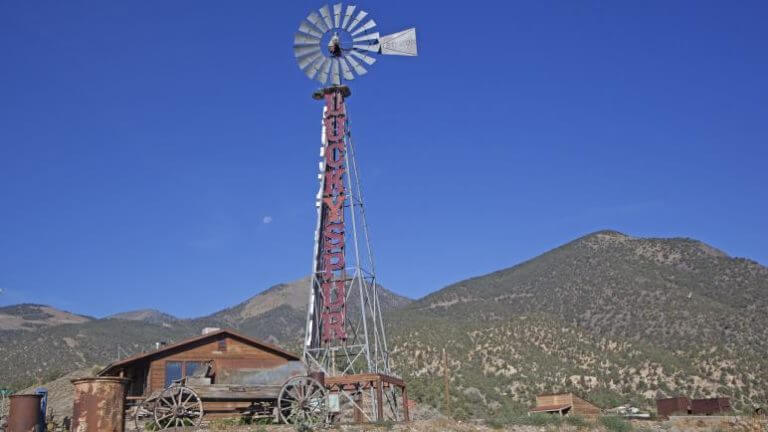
[1,1,766,318]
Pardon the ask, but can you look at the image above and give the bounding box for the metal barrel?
[71,377,128,432]
[8,394,42,432]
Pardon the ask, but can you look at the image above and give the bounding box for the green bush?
[564,415,590,427]
[599,416,632,432]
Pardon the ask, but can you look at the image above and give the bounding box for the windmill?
[292,3,417,423]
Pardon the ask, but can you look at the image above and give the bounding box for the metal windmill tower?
[293,4,417,380]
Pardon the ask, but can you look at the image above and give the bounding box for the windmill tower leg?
[302,86,399,422]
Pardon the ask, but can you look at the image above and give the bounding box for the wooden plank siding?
[571,394,601,417]
[532,393,601,418]
[536,393,573,407]
[146,335,290,394]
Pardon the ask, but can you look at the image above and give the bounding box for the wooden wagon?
[132,360,329,429]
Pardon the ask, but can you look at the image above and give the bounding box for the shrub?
[599,416,632,432]
[564,415,590,427]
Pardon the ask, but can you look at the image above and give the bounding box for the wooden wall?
[146,334,290,394]
[535,393,600,417]
[571,395,601,417]
[536,393,573,407]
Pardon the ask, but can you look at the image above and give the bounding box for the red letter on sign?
[322,310,346,341]
[323,195,345,223]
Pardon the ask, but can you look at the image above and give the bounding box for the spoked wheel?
[278,376,328,427]
[132,397,156,431]
[153,385,204,430]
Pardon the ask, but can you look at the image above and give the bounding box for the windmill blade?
[331,59,341,85]
[341,5,357,29]
[379,28,419,56]
[319,5,333,31]
[298,21,323,38]
[333,3,342,28]
[307,11,328,33]
[294,33,321,46]
[343,54,367,75]
[353,43,380,53]
[346,10,368,33]
[350,19,376,36]
[298,51,323,70]
[339,57,355,80]
[350,50,376,65]
[305,56,326,80]
[353,32,379,43]
[317,58,332,84]
[294,45,321,58]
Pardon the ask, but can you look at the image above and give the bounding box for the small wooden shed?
[98,328,301,417]
[656,396,690,418]
[690,397,731,415]
[529,393,601,418]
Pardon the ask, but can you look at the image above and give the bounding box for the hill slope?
[108,309,179,325]
[388,231,768,417]
[0,277,411,390]
[0,304,92,331]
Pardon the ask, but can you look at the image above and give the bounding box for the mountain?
[3,231,767,420]
[0,304,92,331]
[387,231,768,418]
[0,277,411,390]
[109,309,179,326]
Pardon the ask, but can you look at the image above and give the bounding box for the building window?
[164,361,182,387]
[218,339,227,352]
[184,361,206,378]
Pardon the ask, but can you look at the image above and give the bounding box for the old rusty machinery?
[277,376,329,426]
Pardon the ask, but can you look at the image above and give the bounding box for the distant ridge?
[108,309,179,325]
[2,231,767,417]
[0,303,92,331]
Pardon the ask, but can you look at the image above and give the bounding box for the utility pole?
[443,348,451,417]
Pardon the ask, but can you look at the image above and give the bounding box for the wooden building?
[656,396,690,418]
[98,328,302,417]
[690,397,732,415]
[529,393,601,418]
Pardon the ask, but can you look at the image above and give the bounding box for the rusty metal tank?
[8,394,42,432]
[71,377,128,432]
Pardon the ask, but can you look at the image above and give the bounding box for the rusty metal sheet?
[71,377,128,432]
[8,394,42,432]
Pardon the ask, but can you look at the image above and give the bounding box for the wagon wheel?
[278,376,328,427]
[132,395,158,431]
[153,385,203,430]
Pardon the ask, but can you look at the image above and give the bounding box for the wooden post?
[402,385,410,422]
[443,348,451,417]
[375,378,384,421]
[354,385,363,424]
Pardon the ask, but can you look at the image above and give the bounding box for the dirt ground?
[152,416,768,432]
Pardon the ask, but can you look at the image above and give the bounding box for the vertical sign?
[320,89,347,342]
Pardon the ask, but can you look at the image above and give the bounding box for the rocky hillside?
[388,231,768,418]
[0,277,410,390]
[108,309,179,326]
[2,231,767,420]
[0,304,91,331]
